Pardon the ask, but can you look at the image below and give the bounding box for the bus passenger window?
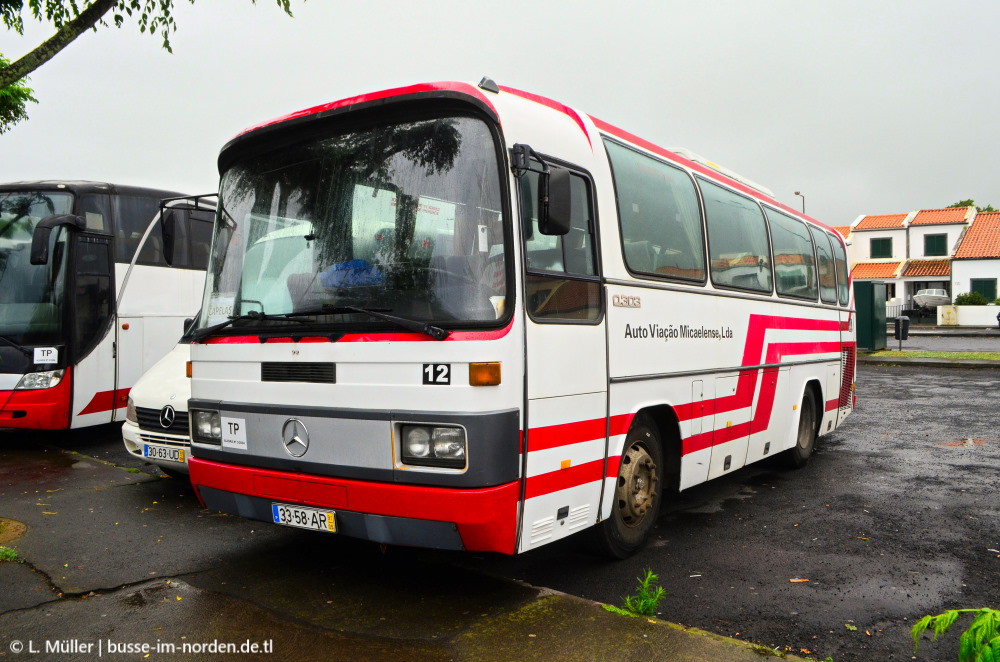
[810,226,838,304]
[603,139,705,282]
[766,208,818,301]
[832,234,850,305]
[521,167,601,322]
[700,178,772,293]
[114,195,161,264]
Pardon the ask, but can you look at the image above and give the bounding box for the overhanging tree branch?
[0,0,117,89]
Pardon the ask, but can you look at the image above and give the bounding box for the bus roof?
[0,181,187,199]
[222,80,838,242]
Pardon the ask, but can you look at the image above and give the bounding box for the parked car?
[122,328,193,478]
[913,289,950,309]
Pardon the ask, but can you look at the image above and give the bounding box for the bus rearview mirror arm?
[30,214,87,265]
[510,143,572,236]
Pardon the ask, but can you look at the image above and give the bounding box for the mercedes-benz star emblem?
[281,418,309,458]
[159,405,175,429]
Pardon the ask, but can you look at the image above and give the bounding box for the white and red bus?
[0,182,213,430]
[186,80,856,557]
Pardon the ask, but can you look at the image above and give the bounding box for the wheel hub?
[616,443,659,527]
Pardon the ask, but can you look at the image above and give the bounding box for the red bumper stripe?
[78,388,130,416]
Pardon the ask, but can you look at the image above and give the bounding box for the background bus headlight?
[126,396,137,424]
[191,410,222,444]
[15,369,64,390]
[401,425,466,468]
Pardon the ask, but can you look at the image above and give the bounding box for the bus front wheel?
[594,415,663,559]
[785,389,818,469]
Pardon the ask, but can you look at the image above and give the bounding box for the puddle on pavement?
[0,518,26,544]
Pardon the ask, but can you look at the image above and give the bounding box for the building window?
[870,237,892,258]
[924,233,947,257]
[885,283,896,300]
[971,279,997,301]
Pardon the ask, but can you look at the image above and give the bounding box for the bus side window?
[766,208,818,301]
[831,234,850,306]
[700,178,772,294]
[114,195,161,264]
[77,194,111,234]
[521,167,601,322]
[603,139,706,282]
[810,226,838,304]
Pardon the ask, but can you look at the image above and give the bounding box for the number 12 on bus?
[186,79,856,558]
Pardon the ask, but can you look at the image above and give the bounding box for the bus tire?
[594,415,663,559]
[784,389,818,469]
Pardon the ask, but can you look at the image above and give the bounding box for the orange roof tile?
[832,226,851,239]
[954,211,1000,259]
[854,214,907,230]
[909,207,969,226]
[901,259,950,278]
[851,262,901,279]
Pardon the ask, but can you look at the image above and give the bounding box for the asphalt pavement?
[0,334,995,661]
[0,428,805,662]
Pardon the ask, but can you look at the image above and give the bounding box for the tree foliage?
[947,200,997,213]
[912,608,1000,662]
[0,1,295,130]
[0,54,36,134]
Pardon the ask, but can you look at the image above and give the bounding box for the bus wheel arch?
[785,380,822,469]
[595,409,676,559]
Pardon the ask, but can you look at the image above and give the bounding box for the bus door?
[517,166,607,552]
[69,232,118,426]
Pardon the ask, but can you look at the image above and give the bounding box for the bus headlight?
[126,396,137,424]
[15,369,65,390]
[401,425,466,468]
[191,410,222,444]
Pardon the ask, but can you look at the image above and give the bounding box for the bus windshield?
[197,114,506,335]
[0,191,73,346]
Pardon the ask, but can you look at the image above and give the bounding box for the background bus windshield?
[0,191,73,347]
[198,114,506,334]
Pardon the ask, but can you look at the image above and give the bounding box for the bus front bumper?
[188,457,521,554]
[0,368,72,430]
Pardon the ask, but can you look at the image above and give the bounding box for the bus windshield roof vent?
[671,147,775,199]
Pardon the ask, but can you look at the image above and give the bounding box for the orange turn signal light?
[468,362,501,386]
[186,361,192,378]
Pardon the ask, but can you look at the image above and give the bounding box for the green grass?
[622,569,666,617]
[0,546,19,563]
[867,350,1000,361]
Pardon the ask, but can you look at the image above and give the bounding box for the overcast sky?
[2,0,999,226]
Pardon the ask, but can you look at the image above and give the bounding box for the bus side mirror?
[30,214,86,265]
[161,210,177,267]
[539,167,572,236]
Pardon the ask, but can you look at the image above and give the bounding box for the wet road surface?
[474,365,1000,661]
[2,362,997,661]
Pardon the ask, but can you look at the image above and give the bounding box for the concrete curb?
[857,355,1000,369]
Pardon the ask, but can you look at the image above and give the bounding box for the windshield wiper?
[304,304,450,341]
[0,334,32,357]
[191,310,318,343]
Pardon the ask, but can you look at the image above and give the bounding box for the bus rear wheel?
[594,416,663,559]
[785,389,818,469]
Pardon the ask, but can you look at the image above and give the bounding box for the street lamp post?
[794,191,805,214]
